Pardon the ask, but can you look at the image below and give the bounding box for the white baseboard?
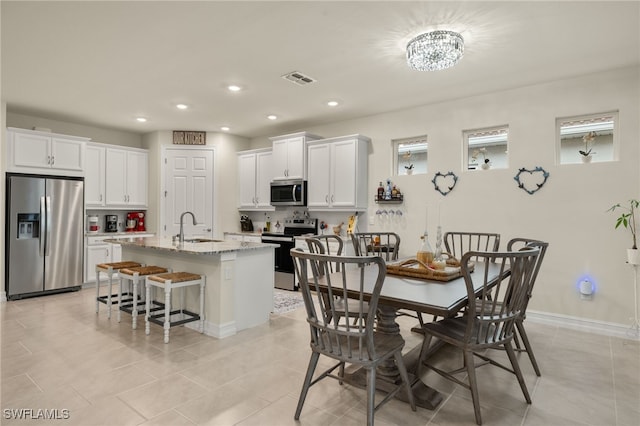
[185,319,236,339]
[527,310,640,341]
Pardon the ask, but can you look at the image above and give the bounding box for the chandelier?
[406,30,464,71]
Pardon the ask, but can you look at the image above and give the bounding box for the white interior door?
[163,148,214,239]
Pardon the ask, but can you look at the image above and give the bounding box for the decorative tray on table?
[386,255,474,282]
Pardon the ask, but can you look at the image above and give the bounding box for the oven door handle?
[262,236,294,243]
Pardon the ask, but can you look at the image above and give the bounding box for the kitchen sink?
[183,238,223,243]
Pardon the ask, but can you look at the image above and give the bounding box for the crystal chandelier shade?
[406,30,464,71]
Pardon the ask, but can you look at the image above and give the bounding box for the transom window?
[393,135,428,176]
[463,126,509,170]
[557,111,617,164]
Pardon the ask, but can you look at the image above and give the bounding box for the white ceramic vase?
[480,162,490,170]
[406,168,413,175]
[581,155,592,163]
[627,248,640,265]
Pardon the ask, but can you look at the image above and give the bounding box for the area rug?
[273,289,305,314]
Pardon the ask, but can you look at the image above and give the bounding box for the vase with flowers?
[608,199,640,264]
[404,164,414,175]
[579,131,597,163]
[472,147,490,170]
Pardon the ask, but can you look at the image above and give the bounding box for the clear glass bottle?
[417,231,434,267]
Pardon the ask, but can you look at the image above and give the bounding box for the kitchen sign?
[173,131,206,145]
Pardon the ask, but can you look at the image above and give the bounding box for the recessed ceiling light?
[176,104,188,110]
[228,85,242,92]
[327,100,339,107]
[267,115,278,120]
[136,117,147,123]
[221,126,230,131]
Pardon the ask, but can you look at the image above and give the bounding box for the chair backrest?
[351,232,400,261]
[507,238,549,311]
[291,248,386,361]
[460,248,540,346]
[306,235,344,273]
[444,231,500,262]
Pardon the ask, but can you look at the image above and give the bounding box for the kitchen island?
[106,236,276,339]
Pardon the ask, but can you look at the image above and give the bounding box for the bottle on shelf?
[377,181,384,200]
[417,231,434,267]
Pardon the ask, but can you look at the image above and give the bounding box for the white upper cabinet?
[269,132,321,180]
[237,148,274,210]
[85,144,106,207]
[7,127,88,176]
[307,134,370,211]
[105,147,148,208]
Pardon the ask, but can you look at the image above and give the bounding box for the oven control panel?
[283,217,317,228]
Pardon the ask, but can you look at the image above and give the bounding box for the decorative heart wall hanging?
[514,166,549,195]
[432,171,458,196]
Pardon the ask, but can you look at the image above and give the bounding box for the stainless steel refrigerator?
[6,173,84,300]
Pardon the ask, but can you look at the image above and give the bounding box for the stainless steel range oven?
[261,217,317,290]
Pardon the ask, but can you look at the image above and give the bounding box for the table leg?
[343,304,443,410]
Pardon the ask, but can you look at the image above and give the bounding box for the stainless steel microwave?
[270,179,307,206]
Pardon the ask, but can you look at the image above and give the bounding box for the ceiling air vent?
[281,71,317,86]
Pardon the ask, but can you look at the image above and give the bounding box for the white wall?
[1,102,6,301]
[141,131,250,238]
[251,66,640,327]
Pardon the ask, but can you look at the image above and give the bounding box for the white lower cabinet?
[84,234,153,283]
[307,134,370,211]
[85,240,121,283]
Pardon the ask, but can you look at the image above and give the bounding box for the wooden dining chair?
[350,232,424,327]
[306,235,365,324]
[291,249,416,426]
[418,248,540,425]
[351,232,401,262]
[506,237,549,376]
[443,231,501,262]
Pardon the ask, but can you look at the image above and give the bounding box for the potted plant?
[472,147,490,170]
[404,164,414,175]
[608,199,640,264]
[579,131,596,163]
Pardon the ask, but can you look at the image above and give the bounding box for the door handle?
[45,196,51,256]
[51,156,55,165]
[292,185,297,203]
[39,196,46,256]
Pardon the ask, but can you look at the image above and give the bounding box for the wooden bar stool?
[95,261,141,319]
[118,265,170,329]
[145,272,205,343]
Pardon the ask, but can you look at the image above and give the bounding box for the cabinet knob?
[51,156,55,165]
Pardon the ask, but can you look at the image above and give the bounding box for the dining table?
[317,260,507,410]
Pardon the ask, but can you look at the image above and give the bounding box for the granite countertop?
[105,236,277,255]
[86,231,154,237]
[223,231,263,237]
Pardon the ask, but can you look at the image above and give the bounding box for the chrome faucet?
[179,211,197,243]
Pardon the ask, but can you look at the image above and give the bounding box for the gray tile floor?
[1,288,639,425]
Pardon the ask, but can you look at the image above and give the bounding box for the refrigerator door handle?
[39,196,46,256]
[45,196,52,256]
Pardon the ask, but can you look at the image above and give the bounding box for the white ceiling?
[2,1,639,139]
